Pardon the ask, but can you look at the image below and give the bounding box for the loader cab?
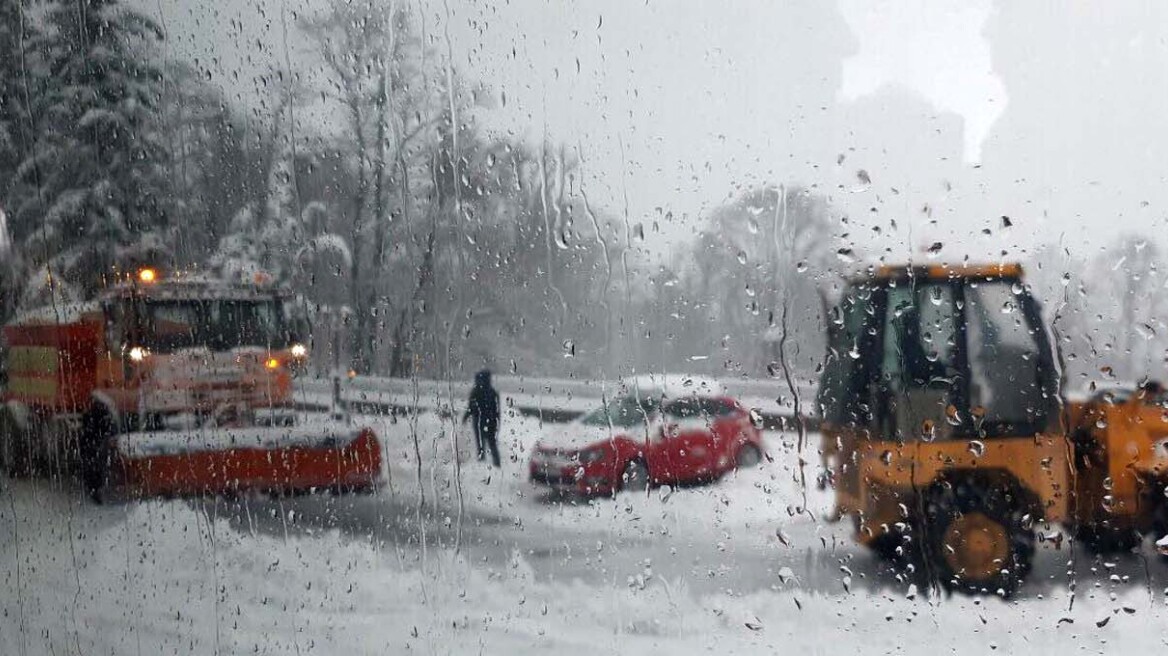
[818,264,1059,442]
[818,263,1068,595]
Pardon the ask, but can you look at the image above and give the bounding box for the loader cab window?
[818,283,879,427]
[964,279,1054,436]
[877,281,961,441]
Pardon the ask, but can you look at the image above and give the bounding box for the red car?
[528,383,765,496]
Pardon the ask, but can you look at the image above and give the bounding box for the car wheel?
[621,459,649,492]
[733,443,762,470]
[922,479,1035,597]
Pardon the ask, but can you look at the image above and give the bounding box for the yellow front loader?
[818,263,1168,595]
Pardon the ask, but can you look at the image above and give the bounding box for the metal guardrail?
[293,374,819,429]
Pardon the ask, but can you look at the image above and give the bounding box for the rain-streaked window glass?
[3,1,1168,653]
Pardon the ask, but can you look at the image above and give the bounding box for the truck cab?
[2,268,380,501]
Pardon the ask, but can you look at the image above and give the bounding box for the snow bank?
[4,410,1168,655]
[117,414,367,457]
[2,482,1165,656]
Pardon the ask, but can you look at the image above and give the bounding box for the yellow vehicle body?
[835,431,1072,545]
[818,262,1168,594]
[1071,392,1168,533]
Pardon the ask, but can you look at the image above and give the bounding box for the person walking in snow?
[462,369,501,467]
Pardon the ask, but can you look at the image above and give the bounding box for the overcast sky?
[144,0,1168,268]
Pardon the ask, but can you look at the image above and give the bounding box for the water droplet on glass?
[919,419,936,442]
[968,440,986,457]
[736,250,747,265]
[1101,495,1115,513]
[926,242,943,258]
[852,169,871,193]
[747,218,759,235]
[562,339,575,358]
[945,404,962,426]
[749,408,764,429]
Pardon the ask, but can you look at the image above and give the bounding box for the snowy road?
[209,412,1168,600]
[3,411,1168,654]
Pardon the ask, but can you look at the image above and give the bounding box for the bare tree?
[301,0,442,372]
[1084,235,1168,381]
[681,185,838,376]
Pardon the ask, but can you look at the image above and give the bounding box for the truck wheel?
[923,480,1035,597]
[0,405,34,478]
[80,405,116,503]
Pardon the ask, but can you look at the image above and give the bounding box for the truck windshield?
[136,299,288,353]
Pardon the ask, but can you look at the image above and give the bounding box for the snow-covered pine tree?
[0,1,39,321]
[0,0,35,191]
[16,0,169,295]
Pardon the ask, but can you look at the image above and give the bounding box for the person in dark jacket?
[462,369,501,467]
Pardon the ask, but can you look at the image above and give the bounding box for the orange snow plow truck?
[0,268,382,502]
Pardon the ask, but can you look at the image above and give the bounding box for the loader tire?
[0,405,34,479]
[922,479,1035,597]
[80,405,116,503]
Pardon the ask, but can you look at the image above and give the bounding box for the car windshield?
[662,397,734,420]
[578,395,658,428]
[136,299,288,353]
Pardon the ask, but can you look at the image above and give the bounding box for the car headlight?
[128,346,150,362]
[579,446,607,464]
[290,343,308,359]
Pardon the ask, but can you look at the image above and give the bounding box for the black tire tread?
[922,478,1035,597]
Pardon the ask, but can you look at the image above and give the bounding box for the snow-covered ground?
[3,409,1168,654]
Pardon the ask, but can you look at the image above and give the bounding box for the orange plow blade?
[116,424,382,497]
